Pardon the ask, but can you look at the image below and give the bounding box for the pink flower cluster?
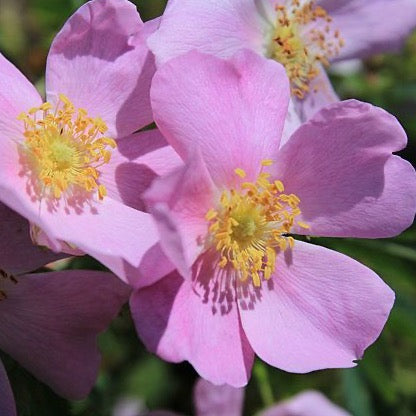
[0,0,415,413]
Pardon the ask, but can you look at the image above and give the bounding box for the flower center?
[205,160,309,287]
[268,0,344,99]
[18,94,116,200]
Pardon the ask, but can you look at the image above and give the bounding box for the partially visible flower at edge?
[148,0,416,130]
[0,202,130,416]
[0,0,181,288]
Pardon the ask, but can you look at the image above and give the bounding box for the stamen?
[18,94,116,201]
[269,0,344,99]
[205,161,306,287]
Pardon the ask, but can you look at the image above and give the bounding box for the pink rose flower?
[148,0,416,123]
[0,0,181,286]
[130,50,416,386]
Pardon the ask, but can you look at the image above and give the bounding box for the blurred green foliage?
[0,0,415,415]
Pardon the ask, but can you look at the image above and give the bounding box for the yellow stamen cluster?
[18,94,116,200]
[269,0,344,99]
[205,161,308,287]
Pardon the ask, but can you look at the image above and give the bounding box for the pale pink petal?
[151,49,289,186]
[144,151,216,279]
[0,203,63,275]
[239,241,394,373]
[46,0,156,138]
[261,390,350,416]
[147,0,267,66]
[0,270,130,400]
[0,53,41,153]
[131,271,255,387]
[100,129,183,211]
[0,360,16,416]
[275,100,416,238]
[318,0,416,60]
[194,378,244,416]
[93,129,181,288]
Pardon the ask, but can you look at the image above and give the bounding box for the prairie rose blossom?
[0,0,181,285]
[148,0,416,123]
[131,50,416,386]
[0,203,130,415]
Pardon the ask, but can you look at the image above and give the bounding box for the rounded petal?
[194,378,244,416]
[0,203,64,275]
[239,241,395,373]
[131,271,255,387]
[261,390,350,416]
[151,49,289,186]
[147,0,267,66]
[275,100,416,238]
[144,151,216,279]
[0,360,16,416]
[0,270,130,399]
[318,0,416,60]
[46,0,156,138]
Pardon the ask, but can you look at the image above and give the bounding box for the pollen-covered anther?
[205,161,307,287]
[270,0,344,99]
[18,94,116,200]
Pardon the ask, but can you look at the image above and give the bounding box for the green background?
[0,0,415,415]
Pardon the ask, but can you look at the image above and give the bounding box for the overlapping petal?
[144,151,215,278]
[100,129,183,211]
[147,0,267,66]
[239,241,394,373]
[0,270,129,399]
